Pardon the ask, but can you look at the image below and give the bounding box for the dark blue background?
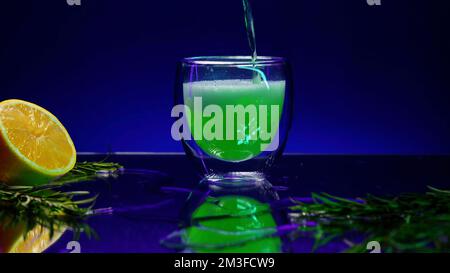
[1,0,449,154]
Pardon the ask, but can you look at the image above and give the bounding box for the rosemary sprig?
[0,161,123,239]
[290,186,450,253]
[55,161,124,184]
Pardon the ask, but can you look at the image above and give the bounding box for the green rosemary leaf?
[320,192,364,206]
[428,186,450,195]
[311,192,338,206]
[290,186,450,253]
[0,161,123,242]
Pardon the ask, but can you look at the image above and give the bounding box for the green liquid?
[242,0,263,83]
[184,196,281,253]
[183,80,285,162]
[242,0,257,63]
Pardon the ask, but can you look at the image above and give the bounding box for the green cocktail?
[183,79,285,162]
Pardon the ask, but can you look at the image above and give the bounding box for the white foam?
[183,79,285,93]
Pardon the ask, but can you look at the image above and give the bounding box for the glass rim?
[182,56,286,66]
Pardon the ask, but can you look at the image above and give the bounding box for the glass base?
[202,172,267,188]
[201,172,279,201]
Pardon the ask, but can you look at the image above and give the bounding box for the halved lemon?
[0,99,76,185]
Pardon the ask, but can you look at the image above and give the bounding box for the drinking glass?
[173,56,293,186]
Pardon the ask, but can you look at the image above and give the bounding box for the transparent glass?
[173,56,293,186]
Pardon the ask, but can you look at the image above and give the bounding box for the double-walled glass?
[173,56,293,185]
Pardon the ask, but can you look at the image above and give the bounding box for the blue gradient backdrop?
[1,0,449,154]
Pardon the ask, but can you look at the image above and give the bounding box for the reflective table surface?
[45,154,450,253]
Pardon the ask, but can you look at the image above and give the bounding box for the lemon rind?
[0,99,76,177]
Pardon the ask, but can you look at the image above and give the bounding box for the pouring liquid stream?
[242,0,262,84]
